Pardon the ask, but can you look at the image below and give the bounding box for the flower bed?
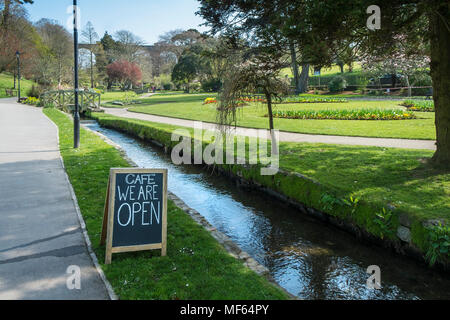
[269,109,417,120]
[239,97,267,103]
[23,97,40,105]
[203,97,217,105]
[401,100,435,112]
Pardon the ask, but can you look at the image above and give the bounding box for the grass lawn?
[44,108,289,300]
[0,72,36,98]
[281,63,363,78]
[279,142,449,223]
[100,91,139,102]
[126,94,436,140]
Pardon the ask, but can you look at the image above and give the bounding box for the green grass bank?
[89,112,449,269]
[43,108,289,300]
[0,73,36,99]
[126,94,436,140]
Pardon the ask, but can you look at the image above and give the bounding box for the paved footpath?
[0,99,110,300]
[104,108,436,151]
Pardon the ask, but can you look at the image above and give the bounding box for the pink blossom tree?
[361,38,430,97]
[106,60,142,91]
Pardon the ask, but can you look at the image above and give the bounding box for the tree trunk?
[266,91,274,131]
[90,51,94,88]
[290,41,301,94]
[430,7,450,168]
[405,75,412,97]
[348,63,353,73]
[299,64,310,93]
[264,89,278,156]
[338,62,344,74]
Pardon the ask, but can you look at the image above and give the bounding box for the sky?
[25,0,210,45]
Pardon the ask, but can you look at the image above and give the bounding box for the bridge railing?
[40,90,101,113]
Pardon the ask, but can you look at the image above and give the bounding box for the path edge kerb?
[42,110,118,301]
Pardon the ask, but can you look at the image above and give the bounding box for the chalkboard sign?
[101,168,168,264]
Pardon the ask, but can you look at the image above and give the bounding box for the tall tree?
[82,21,98,88]
[97,32,120,88]
[289,0,448,168]
[35,19,72,87]
[171,50,203,92]
[1,0,33,29]
[218,44,289,156]
[0,0,38,74]
[114,30,143,62]
[429,2,449,167]
[158,29,203,59]
[106,60,142,91]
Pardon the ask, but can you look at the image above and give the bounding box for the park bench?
[425,88,433,100]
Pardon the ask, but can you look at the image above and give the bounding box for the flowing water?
[84,122,450,300]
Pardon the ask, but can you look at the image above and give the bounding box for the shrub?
[190,82,202,93]
[201,78,223,92]
[163,83,172,91]
[328,76,348,93]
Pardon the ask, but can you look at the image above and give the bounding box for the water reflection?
[84,122,450,300]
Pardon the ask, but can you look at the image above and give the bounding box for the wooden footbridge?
[40,90,101,114]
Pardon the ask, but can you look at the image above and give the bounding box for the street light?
[16,51,20,103]
[73,0,80,149]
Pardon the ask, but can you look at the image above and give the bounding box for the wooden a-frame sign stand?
[100,168,168,265]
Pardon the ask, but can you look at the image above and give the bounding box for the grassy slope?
[100,91,139,102]
[127,94,436,140]
[44,108,288,300]
[0,73,36,98]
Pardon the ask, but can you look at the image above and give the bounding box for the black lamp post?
[73,0,80,149]
[16,51,21,103]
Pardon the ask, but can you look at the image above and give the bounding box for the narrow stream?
[84,122,450,300]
